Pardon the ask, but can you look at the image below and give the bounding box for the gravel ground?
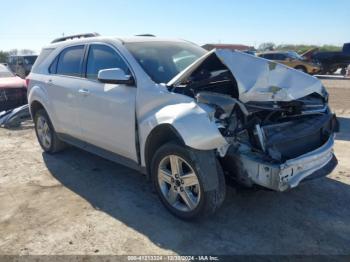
[322,79,350,114]
[0,80,350,256]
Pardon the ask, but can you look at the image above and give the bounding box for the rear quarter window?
[49,56,58,74]
[8,57,15,64]
[31,48,54,73]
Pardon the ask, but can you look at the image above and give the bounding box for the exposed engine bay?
[169,50,339,191]
[198,91,336,159]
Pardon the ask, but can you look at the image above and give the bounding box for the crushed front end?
[217,93,339,191]
[169,49,339,191]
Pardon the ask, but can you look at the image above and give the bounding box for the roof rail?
[135,34,156,37]
[51,33,100,44]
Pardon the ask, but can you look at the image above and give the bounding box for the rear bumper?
[223,135,337,191]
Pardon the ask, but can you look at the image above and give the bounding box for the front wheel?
[151,142,226,220]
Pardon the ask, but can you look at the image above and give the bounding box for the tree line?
[0,49,36,63]
[0,44,343,63]
[257,42,342,53]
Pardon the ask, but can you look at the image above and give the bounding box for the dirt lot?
[323,79,350,115]
[0,80,350,255]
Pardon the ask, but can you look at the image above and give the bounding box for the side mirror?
[97,68,134,86]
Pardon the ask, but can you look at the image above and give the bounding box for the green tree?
[0,49,36,63]
[20,49,35,55]
[0,51,9,63]
[258,42,276,51]
[275,44,341,54]
[8,49,18,56]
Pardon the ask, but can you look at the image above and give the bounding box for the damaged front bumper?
[223,135,337,192]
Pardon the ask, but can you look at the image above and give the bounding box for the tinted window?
[274,54,287,60]
[343,43,350,54]
[24,56,37,65]
[287,51,303,60]
[86,44,129,79]
[49,56,58,74]
[56,46,84,77]
[32,49,54,73]
[260,54,274,59]
[17,57,24,64]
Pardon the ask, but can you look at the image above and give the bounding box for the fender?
[138,89,228,167]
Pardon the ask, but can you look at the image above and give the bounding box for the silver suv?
[28,33,338,219]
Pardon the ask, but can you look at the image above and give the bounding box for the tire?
[294,65,307,73]
[34,109,66,153]
[151,142,226,220]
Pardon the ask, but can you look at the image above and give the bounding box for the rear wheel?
[34,109,66,153]
[151,142,226,220]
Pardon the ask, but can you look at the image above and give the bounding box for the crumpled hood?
[168,49,325,103]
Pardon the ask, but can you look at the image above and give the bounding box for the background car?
[312,43,350,75]
[0,64,27,112]
[7,55,38,79]
[258,51,321,74]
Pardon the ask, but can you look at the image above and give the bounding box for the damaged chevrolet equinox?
[28,34,338,219]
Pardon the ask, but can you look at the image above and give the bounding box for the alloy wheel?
[157,155,201,212]
[36,116,52,149]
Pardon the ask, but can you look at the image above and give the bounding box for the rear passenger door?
[47,45,85,139]
[77,43,137,162]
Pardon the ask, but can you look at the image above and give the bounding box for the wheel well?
[30,100,45,118]
[144,124,185,177]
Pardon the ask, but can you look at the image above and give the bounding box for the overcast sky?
[1,0,348,52]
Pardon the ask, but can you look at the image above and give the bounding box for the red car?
[0,64,27,112]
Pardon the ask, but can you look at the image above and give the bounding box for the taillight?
[25,78,30,88]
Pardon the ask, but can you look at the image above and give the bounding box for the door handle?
[78,88,90,96]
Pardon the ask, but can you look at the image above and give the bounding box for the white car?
[27,33,338,219]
